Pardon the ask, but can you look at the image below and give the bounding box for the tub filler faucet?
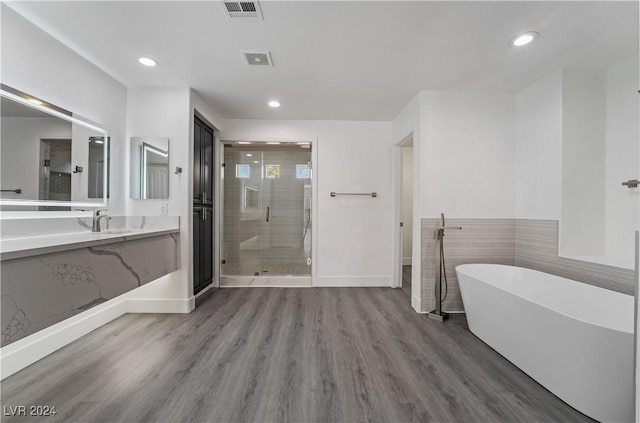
[92,209,111,232]
[428,213,462,322]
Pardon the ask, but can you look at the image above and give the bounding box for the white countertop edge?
[1,228,180,261]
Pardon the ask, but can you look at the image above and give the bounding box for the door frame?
[393,130,421,312]
[217,137,318,286]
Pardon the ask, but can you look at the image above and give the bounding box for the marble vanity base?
[1,233,178,347]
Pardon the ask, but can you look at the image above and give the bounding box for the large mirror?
[130,137,170,199]
[0,85,109,208]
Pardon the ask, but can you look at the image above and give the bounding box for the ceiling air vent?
[243,51,273,66]
[223,1,263,19]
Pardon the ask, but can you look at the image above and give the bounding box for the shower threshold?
[220,276,312,288]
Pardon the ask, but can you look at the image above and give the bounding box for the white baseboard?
[314,276,391,287]
[1,297,193,380]
[412,295,424,313]
[127,298,194,314]
[402,258,412,266]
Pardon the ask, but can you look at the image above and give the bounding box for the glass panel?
[222,145,312,277]
[261,150,311,276]
[222,148,263,276]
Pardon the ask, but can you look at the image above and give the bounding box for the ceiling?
[5,1,638,121]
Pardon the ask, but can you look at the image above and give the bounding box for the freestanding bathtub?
[456,264,634,423]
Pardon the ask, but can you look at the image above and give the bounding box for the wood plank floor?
[0,288,594,423]
[401,265,412,301]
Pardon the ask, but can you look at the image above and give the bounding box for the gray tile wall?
[515,219,635,295]
[420,218,635,313]
[420,218,516,312]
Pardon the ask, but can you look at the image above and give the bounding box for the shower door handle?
[266,206,270,222]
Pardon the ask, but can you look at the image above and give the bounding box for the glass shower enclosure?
[222,143,312,276]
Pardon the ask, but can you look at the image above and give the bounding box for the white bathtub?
[456,264,635,423]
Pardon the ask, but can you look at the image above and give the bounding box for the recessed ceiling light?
[237,142,251,145]
[510,31,538,47]
[27,98,43,105]
[254,160,259,164]
[138,57,158,67]
[246,153,253,157]
[268,101,280,108]
[94,140,104,144]
[267,142,280,145]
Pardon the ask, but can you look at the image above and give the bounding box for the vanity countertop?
[0,216,179,261]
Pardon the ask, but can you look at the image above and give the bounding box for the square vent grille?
[223,1,262,19]
[243,51,273,66]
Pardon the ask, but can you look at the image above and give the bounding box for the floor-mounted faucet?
[428,213,461,322]
[92,209,111,232]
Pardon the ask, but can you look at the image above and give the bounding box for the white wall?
[401,145,413,265]
[1,117,71,201]
[126,88,191,301]
[561,67,607,257]
[126,88,190,217]
[604,57,640,260]
[125,88,225,301]
[516,71,563,220]
[219,119,394,286]
[419,91,517,218]
[1,5,127,214]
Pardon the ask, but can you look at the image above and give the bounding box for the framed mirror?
[0,84,109,208]
[130,137,170,199]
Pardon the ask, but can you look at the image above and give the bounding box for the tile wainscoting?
[420,218,635,313]
[421,219,516,312]
[515,219,635,296]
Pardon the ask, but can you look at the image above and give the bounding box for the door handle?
[266,206,270,222]
[622,179,639,188]
[202,208,207,220]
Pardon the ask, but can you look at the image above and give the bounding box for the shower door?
[222,145,311,276]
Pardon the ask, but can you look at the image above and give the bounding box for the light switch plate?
[160,203,168,216]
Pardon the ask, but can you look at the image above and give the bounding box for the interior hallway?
[0,288,592,423]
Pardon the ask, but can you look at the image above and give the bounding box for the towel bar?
[330,192,377,197]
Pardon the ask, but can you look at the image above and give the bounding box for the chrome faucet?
[92,210,111,232]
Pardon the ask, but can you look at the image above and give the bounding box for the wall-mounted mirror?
[0,84,109,208]
[88,136,110,199]
[130,137,170,199]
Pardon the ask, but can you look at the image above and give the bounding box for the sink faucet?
[92,210,111,232]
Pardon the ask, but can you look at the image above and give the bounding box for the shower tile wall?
[515,219,635,295]
[420,218,515,312]
[420,218,635,313]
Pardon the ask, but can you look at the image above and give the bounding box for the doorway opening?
[220,142,312,287]
[39,138,72,211]
[399,135,413,303]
